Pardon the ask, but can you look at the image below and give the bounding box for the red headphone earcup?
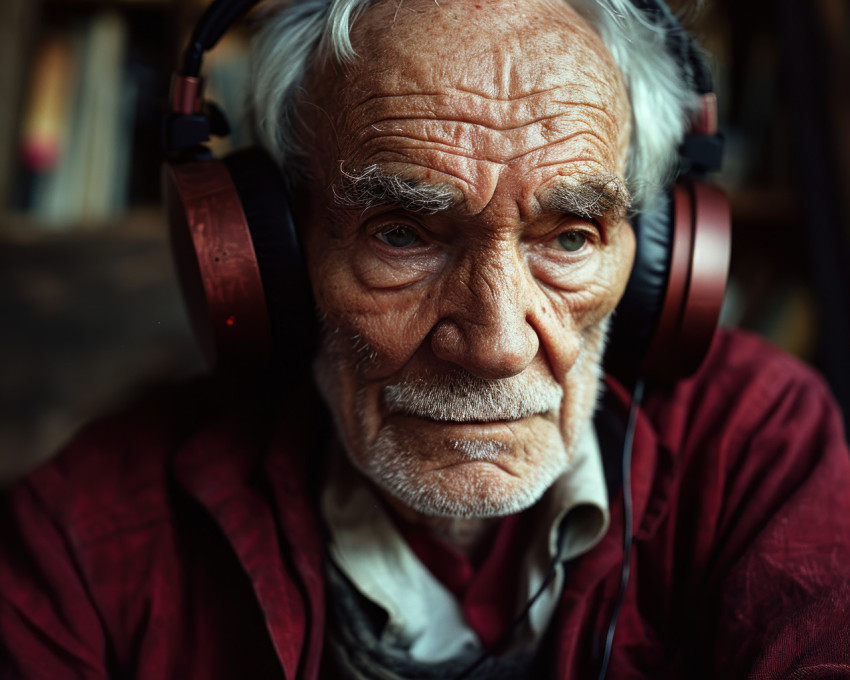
[607,181,731,383]
[639,181,731,380]
[163,158,273,369]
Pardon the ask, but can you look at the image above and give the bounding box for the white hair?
[249,0,701,211]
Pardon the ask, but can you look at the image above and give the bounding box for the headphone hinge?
[680,134,724,176]
[679,94,724,175]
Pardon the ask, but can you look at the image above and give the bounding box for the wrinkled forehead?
[304,0,630,165]
[353,0,621,96]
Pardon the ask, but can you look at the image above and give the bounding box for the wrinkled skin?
[297,0,635,541]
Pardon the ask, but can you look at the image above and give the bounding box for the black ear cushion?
[222,147,316,370]
[605,193,674,382]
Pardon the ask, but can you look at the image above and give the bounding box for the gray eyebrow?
[540,175,632,221]
[333,164,462,214]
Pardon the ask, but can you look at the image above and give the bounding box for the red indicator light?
[226,315,236,327]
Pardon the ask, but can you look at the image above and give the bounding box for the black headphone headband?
[181,0,262,77]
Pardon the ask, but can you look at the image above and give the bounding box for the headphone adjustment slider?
[693,93,718,136]
[170,74,205,115]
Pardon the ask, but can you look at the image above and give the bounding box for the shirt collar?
[321,422,610,661]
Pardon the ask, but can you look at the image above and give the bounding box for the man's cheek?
[563,253,634,329]
[538,283,618,347]
[318,296,432,376]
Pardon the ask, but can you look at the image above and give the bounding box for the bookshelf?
[0,0,239,225]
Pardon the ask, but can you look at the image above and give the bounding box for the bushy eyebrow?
[539,175,632,221]
[332,166,631,222]
[333,164,462,214]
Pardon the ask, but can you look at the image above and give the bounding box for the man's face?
[299,0,635,518]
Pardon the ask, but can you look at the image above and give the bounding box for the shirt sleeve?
[0,480,109,679]
[706,352,850,678]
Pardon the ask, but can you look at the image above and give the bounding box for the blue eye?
[556,231,587,252]
[376,225,418,248]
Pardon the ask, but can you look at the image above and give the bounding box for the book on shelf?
[14,7,252,229]
[19,11,133,226]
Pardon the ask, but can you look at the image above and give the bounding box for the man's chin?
[375,463,560,518]
[428,476,543,519]
[354,431,569,519]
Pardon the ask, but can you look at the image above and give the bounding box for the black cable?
[452,522,567,680]
[596,377,645,680]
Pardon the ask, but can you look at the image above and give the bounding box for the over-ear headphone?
[162,0,731,384]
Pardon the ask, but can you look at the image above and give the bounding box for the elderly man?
[2,0,849,678]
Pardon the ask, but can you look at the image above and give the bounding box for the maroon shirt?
[1,330,849,679]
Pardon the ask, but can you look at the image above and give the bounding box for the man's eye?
[556,230,588,252]
[375,225,418,248]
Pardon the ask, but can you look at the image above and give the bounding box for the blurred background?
[0,0,848,484]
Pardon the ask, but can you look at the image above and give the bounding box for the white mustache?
[382,371,564,422]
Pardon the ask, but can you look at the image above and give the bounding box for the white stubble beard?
[314,317,610,519]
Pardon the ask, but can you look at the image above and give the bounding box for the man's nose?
[430,248,540,380]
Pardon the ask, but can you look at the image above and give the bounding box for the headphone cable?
[597,377,645,680]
